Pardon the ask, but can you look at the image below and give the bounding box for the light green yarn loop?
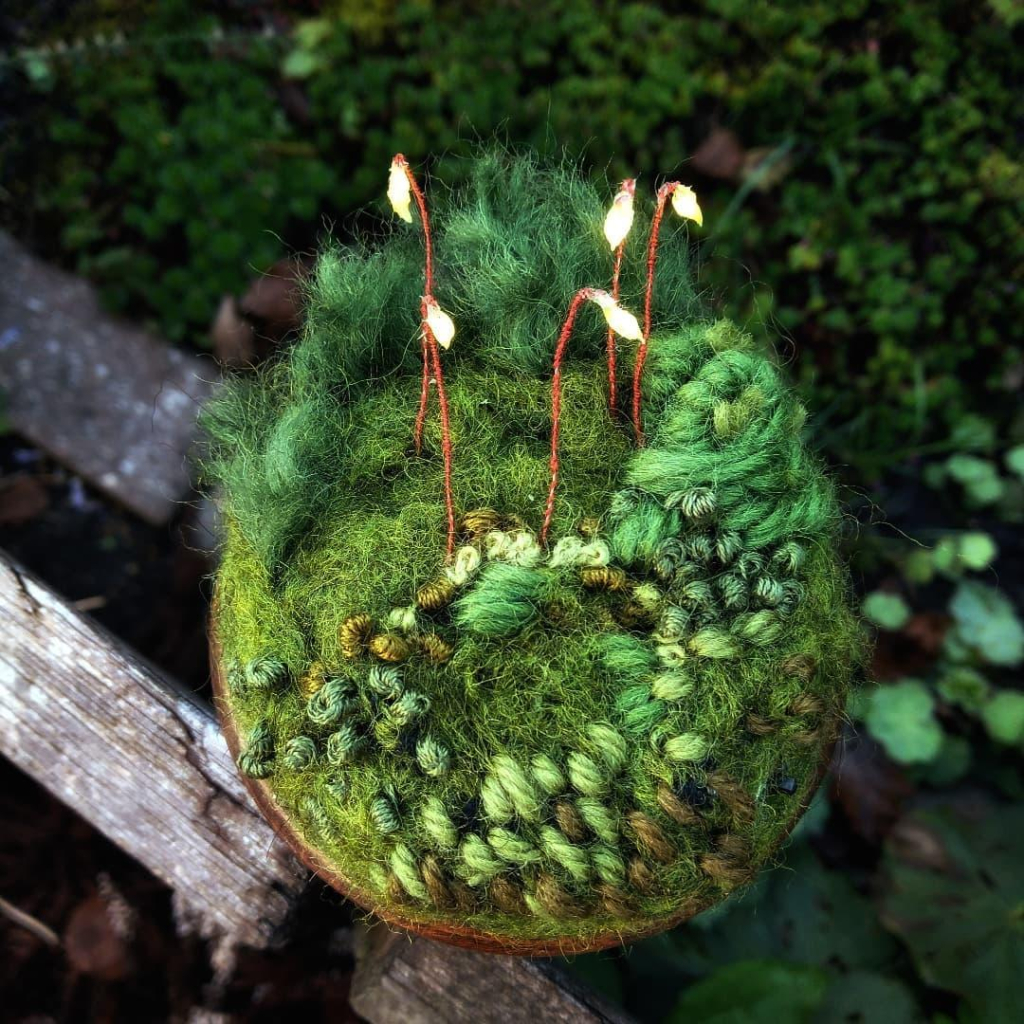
[576,796,619,844]
[531,754,566,795]
[539,825,590,881]
[488,828,542,866]
[591,845,627,887]
[567,752,608,797]
[491,755,543,820]
[421,796,458,850]
[460,834,504,885]
[391,843,429,900]
[664,733,709,763]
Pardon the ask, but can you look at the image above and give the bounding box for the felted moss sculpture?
[204,151,862,954]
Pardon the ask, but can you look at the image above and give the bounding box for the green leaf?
[281,48,327,80]
[981,691,1024,745]
[666,960,828,1024]
[914,733,971,786]
[965,473,1005,505]
[949,413,997,452]
[663,846,899,974]
[945,455,1004,505]
[903,548,935,585]
[958,532,998,571]
[936,667,991,711]
[1006,445,1024,481]
[946,453,996,484]
[813,971,921,1024]
[862,591,911,631]
[931,537,961,577]
[864,680,943,764]
[880,804,1024,1023]
[948,582,1024,667]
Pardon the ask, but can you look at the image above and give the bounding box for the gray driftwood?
[351,923,635,1024]
[0,551,306,961]
[0,230,216,525]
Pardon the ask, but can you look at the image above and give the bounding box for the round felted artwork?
[205,152,862,955]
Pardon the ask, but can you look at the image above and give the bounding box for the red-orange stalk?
[606,242,625,415]
[632,181,678,447]
[542,288,597,546]
[398,154,456,560]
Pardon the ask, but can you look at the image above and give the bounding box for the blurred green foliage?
[2,0,1021,472]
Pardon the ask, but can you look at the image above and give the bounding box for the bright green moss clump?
[205,153,862,950]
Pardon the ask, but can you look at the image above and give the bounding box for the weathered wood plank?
[350,924,636,1024]
[0,550,306,950]
[0,231,216,525]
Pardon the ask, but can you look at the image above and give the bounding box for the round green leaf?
[981,691,1024,745]
[1005,444,1024,480]
[949,582,1024,667]
[958,532,997,571]
[862,591,912,631]
[864,680,943,764]
[666,959,829,1024]
[936,667,991,711]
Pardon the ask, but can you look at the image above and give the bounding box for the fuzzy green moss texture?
[204,153,862,947]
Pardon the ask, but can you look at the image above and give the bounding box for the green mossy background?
[1,0,1022,1020]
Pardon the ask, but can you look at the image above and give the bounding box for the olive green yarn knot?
[237,719,274,779]
[282,735,317,770]
[241,656,288,692]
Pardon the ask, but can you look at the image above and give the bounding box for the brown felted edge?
[208,609,837,956]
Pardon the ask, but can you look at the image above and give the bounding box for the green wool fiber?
[205,151,862,949]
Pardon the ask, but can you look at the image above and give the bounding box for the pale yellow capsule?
[603,178,636,250]
[589,289,643,342]
[423,296,456,349]
[387,155,413,223]
[670,183,703,226]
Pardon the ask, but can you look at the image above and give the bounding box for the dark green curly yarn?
[204,152,862,947]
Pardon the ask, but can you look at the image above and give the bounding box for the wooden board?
[0,231,216,525]
[0,551,307,951]
[350,923,635,1024]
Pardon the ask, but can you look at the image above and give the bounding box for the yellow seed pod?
[670,183,703,226]
[387,155,413,223]
[423,296,456,350]
[603,178,636,250]
[588,290,643,341]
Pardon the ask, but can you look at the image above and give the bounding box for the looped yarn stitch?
[205,151,861,951]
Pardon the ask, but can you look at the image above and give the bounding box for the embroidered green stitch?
[211,151,862,948]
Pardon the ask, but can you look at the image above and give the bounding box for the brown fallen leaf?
[831,728,915,843]
[690,127,746,181]
[64,892,134,981]
[903,611,951,657]
[886,816,953,873]
[210,294,256,368]
[238,256,311,344]
[0,474,49,526]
